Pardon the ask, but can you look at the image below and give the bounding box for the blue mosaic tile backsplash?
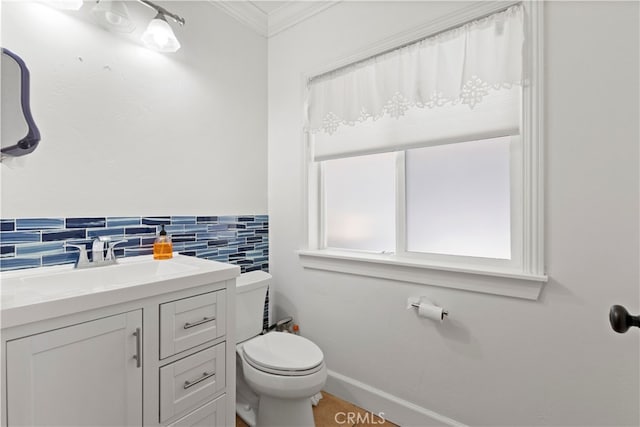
[0,215,269,273]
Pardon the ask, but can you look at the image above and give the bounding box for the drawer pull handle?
[184,316,215,329]
[183,371,215,389]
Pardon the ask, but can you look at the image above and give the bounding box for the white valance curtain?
[306,4,524,136]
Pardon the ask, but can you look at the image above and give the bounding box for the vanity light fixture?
[138,0,185,53]
[91,0,136,33]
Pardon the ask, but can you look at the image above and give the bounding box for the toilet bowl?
[235,272,327,427]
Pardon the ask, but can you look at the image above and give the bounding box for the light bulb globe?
[141,14,181,53]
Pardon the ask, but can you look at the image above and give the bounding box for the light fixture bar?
[138,0,185,25]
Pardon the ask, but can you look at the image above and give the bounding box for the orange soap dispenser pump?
[153,224,173,260]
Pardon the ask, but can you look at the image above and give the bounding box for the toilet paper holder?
[407,297,449,319]
[410,302,449,317]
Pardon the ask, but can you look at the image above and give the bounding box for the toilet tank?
[235,271,271,343]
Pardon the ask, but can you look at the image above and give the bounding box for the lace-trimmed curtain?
[306,4,524,135]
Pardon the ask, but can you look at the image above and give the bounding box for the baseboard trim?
[324,369,467,427]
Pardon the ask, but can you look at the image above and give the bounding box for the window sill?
[297,249,547,300]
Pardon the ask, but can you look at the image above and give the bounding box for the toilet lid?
[242,333,324,373]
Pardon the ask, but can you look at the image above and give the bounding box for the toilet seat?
[241,333,324,377]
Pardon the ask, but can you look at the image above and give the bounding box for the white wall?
[1,1,267,217]
[268,1,639,426]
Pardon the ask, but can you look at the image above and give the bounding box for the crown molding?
[207,1,341,38]
[208,1,268,37]
[267,1,340,37]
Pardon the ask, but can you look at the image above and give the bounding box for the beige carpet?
[236,391,396,427]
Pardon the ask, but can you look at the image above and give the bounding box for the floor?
[235,391,397,427]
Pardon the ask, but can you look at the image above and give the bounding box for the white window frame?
[298,0,546,300]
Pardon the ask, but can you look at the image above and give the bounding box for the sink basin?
[1,255,239,329]
[19,257,197,290]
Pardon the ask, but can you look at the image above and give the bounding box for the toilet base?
[257,395,315,427]
[236,395,257,427]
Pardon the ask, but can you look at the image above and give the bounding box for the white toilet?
[235,271,327,427]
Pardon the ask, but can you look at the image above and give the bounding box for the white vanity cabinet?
[0,255,238,427]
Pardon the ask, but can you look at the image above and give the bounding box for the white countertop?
[1,254,240,329]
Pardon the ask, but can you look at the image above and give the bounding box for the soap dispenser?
[153,224,173,260]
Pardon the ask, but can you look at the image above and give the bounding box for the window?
[404,137,513,260]
[300,2,546,300]
[324,152,396,252]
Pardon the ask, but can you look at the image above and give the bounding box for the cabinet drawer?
[160,290,226,359]
[160,343,226,423]
[166,394,226,427]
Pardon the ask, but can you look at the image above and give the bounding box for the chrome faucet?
[66,237,128,269]
[92,238,106,262]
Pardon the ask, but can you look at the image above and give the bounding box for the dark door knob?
[609,305,640,333]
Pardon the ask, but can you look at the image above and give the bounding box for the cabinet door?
[6,310,143,426]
